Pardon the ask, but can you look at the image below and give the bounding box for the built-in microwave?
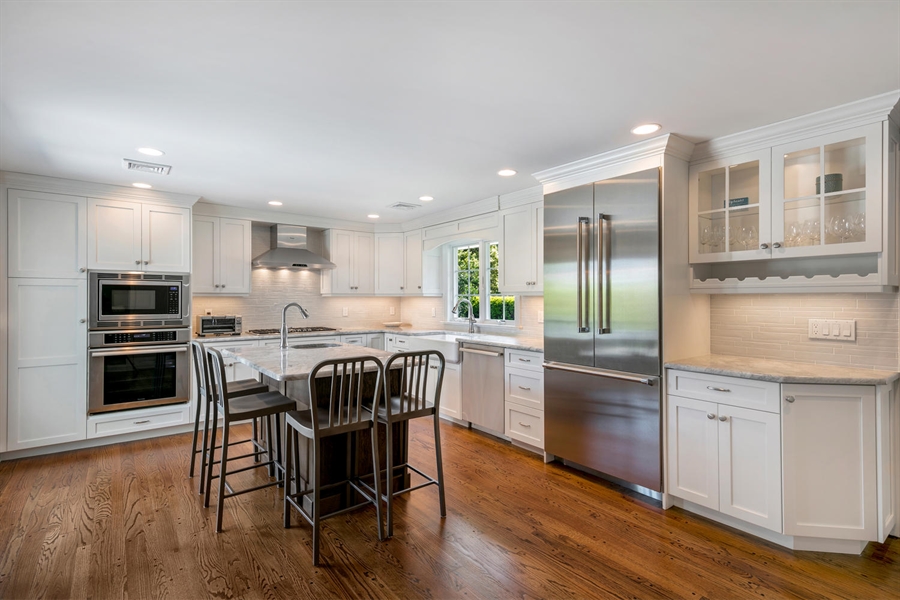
[89,271,191,329]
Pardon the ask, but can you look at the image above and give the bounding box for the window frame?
[448,240,518,327]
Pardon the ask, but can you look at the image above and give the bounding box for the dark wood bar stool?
[204,347,295,533]
[189,340,269,494]
[376,350,446,537]
[283,356,385,565]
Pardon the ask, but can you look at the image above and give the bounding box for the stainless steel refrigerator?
[543,167,663,492]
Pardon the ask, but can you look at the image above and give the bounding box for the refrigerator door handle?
[597,213,610,334]
[543,361,654,386]
[576,217,590,333]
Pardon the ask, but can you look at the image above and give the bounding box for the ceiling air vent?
[388,202,421,211]
[122,158,172,175]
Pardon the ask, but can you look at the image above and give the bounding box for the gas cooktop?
[246,327,337,335]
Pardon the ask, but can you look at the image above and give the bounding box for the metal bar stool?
[189,340,270,494]
[204,347,296,532]
[283,356,385,565]
[377,350,446,537]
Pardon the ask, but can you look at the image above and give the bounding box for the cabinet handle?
[221,285,225,288]
[215,284,220,288]
[143,260,149,265]
[400,286,404,290]
[707,386,731,392]
[79,318,86,323]
[718,415,728,422]
[429,365,437,370]
[133,420,151,425]
[135,260,141,265]
[785,395,795,403]
[759,243,769,250]
[79,267,86,273]
[518,358,531,362]
[418,285,422,289]
[772,242,782,249]
[518,386,531,391]
[518,422,532,428]
[707,413,716,419]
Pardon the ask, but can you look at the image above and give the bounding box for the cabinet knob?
[400,286,404,290]
[759,243,769,250]
[718,415,728,422]
[135,260,141,265]
[418,285,422,289]
[707,413,716,420]
[772,242,782,249]
[785,395,795,403]
[215,284,220,288]
[221,285,225,288]
[79,267,86,273]
[143,260,149,265]
[79,318,86,323]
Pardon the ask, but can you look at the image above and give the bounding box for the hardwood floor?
[1,418,898,600]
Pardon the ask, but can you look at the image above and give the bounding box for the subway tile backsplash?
[710,293,899,370]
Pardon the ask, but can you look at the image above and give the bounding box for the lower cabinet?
[504,349,545,449]
[203,339,261,382]
[366,333,385,350]
[437,361,461,420]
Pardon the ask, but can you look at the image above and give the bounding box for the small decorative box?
[727,197,749,208]
[816,173,843,194]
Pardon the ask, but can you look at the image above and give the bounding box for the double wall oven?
[88,272,192,415]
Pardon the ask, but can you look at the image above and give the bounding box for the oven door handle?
[90,346,189,357]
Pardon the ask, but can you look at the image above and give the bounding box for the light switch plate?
[431,307,436,317]
[538,310,544,323]
[342,307,349,317]
[389,306,395,315]
[808,318,856,341]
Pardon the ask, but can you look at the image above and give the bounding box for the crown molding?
[691,90,900,164]
[499,185,543,210]
[399,195,499,232]
[533,133,695,191]
[0,171,199,207]
[193,201,376,232]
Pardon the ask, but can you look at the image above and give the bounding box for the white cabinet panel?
[8,190,87,278]
[88,198,142,270]
[505,367,543,410]
[142,204,191,272]
[88,403,190,439]
[782,384,877,540]
[404,230,423,294]
[341,334,366,346]
[375,233,404,295]
[500,205,534,292]
[438,361,461,420]
[506,403,543,447]
[667,370,781,413]
[192,216,218,293]
[7,278,87,450]
[534,204,544,289]
[354,232,375,294]
[667,395,719,510]
[218,218,252,294]
[366,333,385,350]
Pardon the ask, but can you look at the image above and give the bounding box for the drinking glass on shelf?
[786,222,803,247]
[699,225,712,251]
[827,216,851,243]
[849,213,866,241]
[802,219,821,245]
[712,225,725,250]
[739,225,758,250]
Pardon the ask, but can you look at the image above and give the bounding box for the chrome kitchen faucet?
[451,298,477,334]
[281,302,310,348]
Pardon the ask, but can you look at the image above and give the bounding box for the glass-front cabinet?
[772,122,882,257]
[689,149,771,263]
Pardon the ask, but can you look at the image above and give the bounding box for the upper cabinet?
[88,198,191,273]
[7,189,87,278]
[403,229,441,296]
[320,229,374,295]
[499,201,543,293]
[193,216,252,295]
[688,93,900,294]
[375,233,404,295]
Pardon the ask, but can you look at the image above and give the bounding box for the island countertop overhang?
[219,343,398,382]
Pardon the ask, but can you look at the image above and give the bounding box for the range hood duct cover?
[252,225,335,269]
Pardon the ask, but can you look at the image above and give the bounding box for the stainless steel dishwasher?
[460,343,505,433]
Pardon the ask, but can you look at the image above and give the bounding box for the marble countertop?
[665,354,900,385]
[220,343,397,381]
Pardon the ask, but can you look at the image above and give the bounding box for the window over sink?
[452,241,517,325]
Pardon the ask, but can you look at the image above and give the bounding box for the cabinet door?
[142,204,191,272]
[782,383,877,540]
[219,218,252,294]
[772,123,882,258]
[354,232,375,294]
[534,204,544,291]
[8,190,87,278]
[375,233,404,295]
[717,404,782,532]
[366,333,385,350]
[499,205,535,293]
[7,278,87,450]
[323,229,354,294]
[88,198,142,270]
[666,395,719,510]
[438,361,461,420]
[192,215,219,294]
[404,230,424,294]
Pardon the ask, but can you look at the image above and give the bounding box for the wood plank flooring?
[1,418,898,599]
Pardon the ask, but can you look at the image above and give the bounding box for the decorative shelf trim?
[690,271,893,294]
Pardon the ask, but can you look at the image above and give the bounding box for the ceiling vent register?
[122,158,172,175]
[389,202,421,211]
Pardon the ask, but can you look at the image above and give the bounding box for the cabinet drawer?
[340,335,366,346]
[88,404,190,439]
[667,370,780,414]
[505,349,543,371]
[506,403,543,448]
[505,367,543,410]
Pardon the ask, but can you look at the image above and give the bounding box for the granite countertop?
[220,343,397,381]
[665,354,900,385]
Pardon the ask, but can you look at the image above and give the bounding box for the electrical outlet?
[431,307,436,317]
[808,319,856,340]
[342,307,349,317]
[538,310,544,323]
[205,308,211,316]
[389,306,395,316]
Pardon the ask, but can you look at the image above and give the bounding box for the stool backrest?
[206,347,232,415]
[384,350,445,418]
[307,356,384,435]
[192,340,211,406]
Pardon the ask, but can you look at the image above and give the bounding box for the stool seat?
[229,391,295,421]
[225,378,269,396]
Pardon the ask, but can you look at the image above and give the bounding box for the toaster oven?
[198,315,242,336]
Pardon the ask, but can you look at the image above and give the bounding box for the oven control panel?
[89,328,191,348]
[105,331,178,344]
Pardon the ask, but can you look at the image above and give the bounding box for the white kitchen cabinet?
[434,359,461,420]
[88,198,191,273]
[7,189,87,279]
[192,216,252,295]
[7,278,88,450]
[87,403,191,440]
[499,202,543,293]
[340,334,366,346]
[321,229,374,295]
[404,229,442,296]
[366,333,384,350]
[375,233,405,295]
[782,383,877,541]
[504,349,545,450]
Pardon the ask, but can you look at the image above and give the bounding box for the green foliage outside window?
[455,243,515,322]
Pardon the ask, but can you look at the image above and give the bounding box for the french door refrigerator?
[543,167,663,492]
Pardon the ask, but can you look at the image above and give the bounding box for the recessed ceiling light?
[132,182,152,189]
[419,196,434,202]
[631,123,661,135]
[498,169,517,177]
[368,214,380,219]
[137,147,165,157]
[268,200,283,206]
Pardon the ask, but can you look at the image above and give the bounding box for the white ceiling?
[1,1,898,224]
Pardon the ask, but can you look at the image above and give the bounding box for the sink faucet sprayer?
[281,302,310,349]
[451,298,477,334]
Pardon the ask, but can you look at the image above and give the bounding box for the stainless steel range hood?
[252,225,335,269]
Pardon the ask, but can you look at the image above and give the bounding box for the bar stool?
[377,350,446,537]
[189,340,269,495]
[204,347,296,533]
[283,356,385,565]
